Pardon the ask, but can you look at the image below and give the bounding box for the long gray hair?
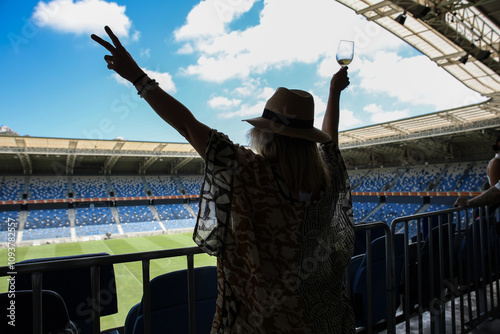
[248,127,330,194]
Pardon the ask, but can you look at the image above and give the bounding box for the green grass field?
[0,233,216,330]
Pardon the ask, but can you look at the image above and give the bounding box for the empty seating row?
[0,175,205,200]
[348,161,487,193]
[0,160,489,202]
[3,203,198,240]
[348,216,500,330]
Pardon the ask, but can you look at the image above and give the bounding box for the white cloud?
[216,84,273,119]
[32,0,134,38]
[208,96,242,109]
[174,0,259,40]
[364,103,410,124]
[339,109,363,130]
[175,0,403,82]
[357,51,486,110]
[113,68,176,94]
[218,100,266,119]
[311,91,362,131]
[177,43,195,55]
[151,70,177,94]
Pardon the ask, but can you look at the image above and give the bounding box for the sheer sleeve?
[320,140,350,194]
[193,130,237,257]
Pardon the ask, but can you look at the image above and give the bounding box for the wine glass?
[336,40,354,67]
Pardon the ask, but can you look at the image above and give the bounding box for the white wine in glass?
[336,40,354,67]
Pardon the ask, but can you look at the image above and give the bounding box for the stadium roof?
[1,0,500,174]
[333,0,500,167]
[0,136,198,157]
[0,136,202,175]
[338,98,500,147]
[336,0,500,96]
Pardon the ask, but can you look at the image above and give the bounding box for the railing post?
[32,272,43,334]
[142,260,151,334]
[90,265,101,334]
[386,225,395,334]
[366,229,373,333]
[187,254,196,334]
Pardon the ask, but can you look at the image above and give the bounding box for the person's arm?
[322,67,350,143]
[91,26,210,159]
[454,183,500,208]
[487,158,500,188]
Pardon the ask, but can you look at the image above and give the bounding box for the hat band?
[262,108,313,129]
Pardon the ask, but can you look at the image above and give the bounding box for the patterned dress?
[194,130,355,333]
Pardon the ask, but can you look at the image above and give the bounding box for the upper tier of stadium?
[1,1,499,174]
[1,98,499,175]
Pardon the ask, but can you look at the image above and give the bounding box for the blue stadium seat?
[110,176,147,197]
[351,234,405,328]
[0,176,25,200]
[72,176,109,198]
[124,266,217,334]
[0,290,78,334]
[417,222,456,310]
[28,176,69,200]
[461,216,500,284]
[15,253,118,334]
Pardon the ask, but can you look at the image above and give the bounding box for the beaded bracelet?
[137,79,159,98]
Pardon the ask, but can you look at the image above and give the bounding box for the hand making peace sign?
[91,26,144,83]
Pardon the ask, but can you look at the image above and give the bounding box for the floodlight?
[396,11,407,25]
[458,54,468,64]
[476,50,492,61]
[414,5,431,19]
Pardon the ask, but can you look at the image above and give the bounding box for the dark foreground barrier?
[1,206,499,334]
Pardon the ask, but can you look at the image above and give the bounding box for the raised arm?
[454,183,500,208]
[322,67,350,143]
[91,26,210,160]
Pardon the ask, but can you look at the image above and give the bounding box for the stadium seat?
[351,233,405,328]
[0,289,78,334]
[15,253,117,334]
[415,222,456,311]
[352,226,386,256]
[124,266,217,334]
[461,215,500,284]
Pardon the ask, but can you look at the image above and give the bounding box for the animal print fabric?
[194,129,355,333]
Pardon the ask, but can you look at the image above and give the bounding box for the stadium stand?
[110,176,147,197]
[178,176,203,195]
[28,176,69,200]
[456,161,489,191]
[389,164,444,192]
[72,176,109,198]
[145,176,182,196]
[74,206,119,236]
[0,176,25,200]
[22,209,71,241]
[1,161,490,243]
[118,205,162,233]
[353,167,399,192]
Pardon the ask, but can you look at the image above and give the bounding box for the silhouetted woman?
[92,26,354,333]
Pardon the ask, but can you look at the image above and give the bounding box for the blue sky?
[0,0,486,145]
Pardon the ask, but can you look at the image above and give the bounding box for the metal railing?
[1,206,499,334]
[0,247,205,334]
[389,206,500,333]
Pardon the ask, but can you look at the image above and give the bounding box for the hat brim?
[243,117,332,143]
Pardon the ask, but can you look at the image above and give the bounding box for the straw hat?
[243,87,331,143]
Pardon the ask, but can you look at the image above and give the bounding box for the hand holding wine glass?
[336,40,354,67]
